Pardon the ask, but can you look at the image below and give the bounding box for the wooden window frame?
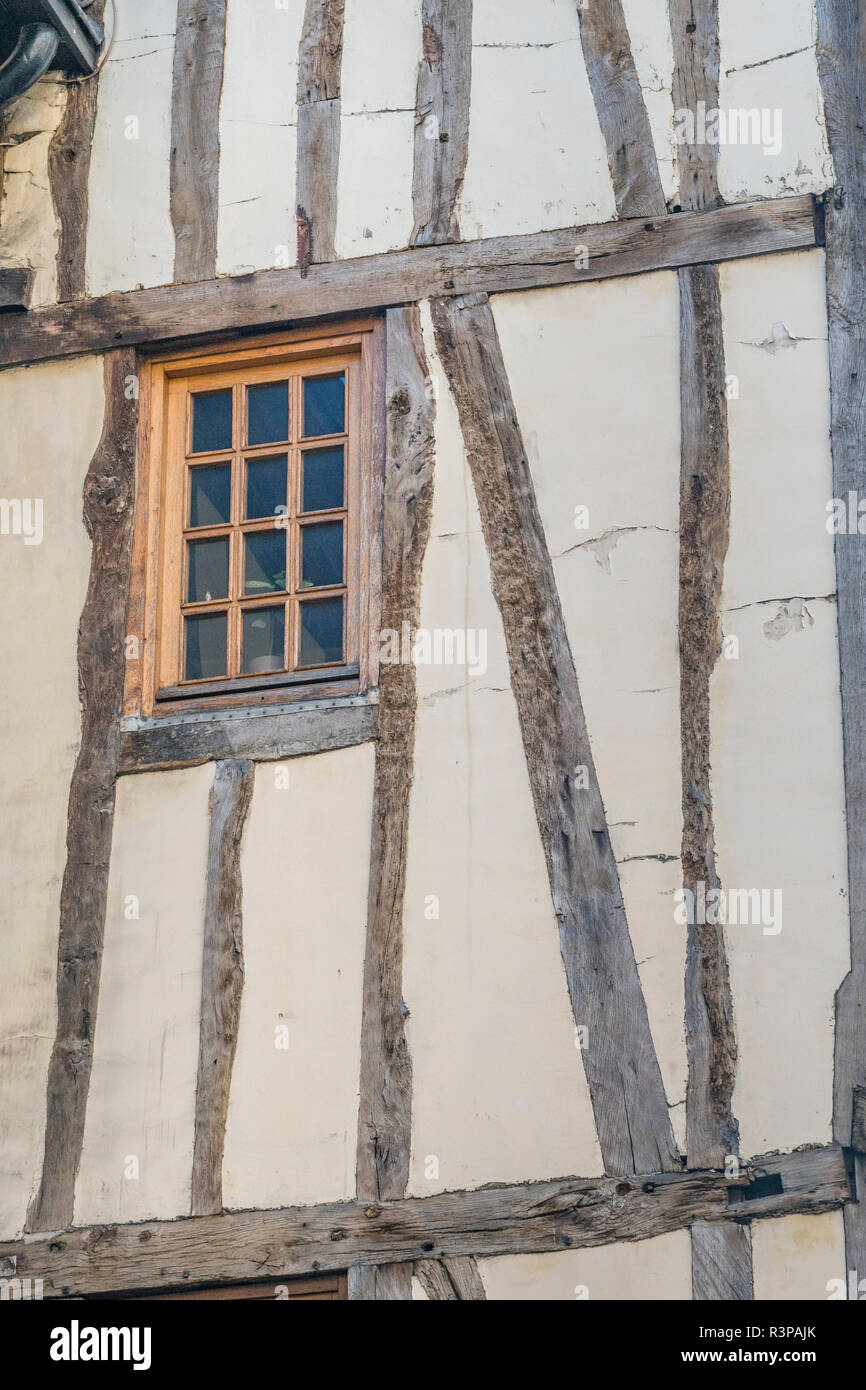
[125,319,384,719]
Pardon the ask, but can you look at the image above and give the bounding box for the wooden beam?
[355,306,435,1202]
[416,1255,486,1300]
[190,760,255,1217]
[2,1146,849,1298]
[815,0,866,1291]
[347,1262,413,1299]
[430,292,680,1177]
[295,0,346,266]
[170,0,227,284]
[678,263,738,1170]
[691,1221,753,1301]
[118,699,378,773]
[48,0,105,301]
[25,349,138,1233]
[411,0,472,246]
[669,0,720,210]
[577,0,666,218]
[0,195,820,371]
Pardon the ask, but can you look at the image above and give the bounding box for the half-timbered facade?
[0,0,864,1302]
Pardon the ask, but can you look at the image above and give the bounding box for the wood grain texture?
[691,1220,753,1301]
[411,0,472,246]
[170,0,227,283]
[3,1146,849,1298]
[48,0,104,301]
[815,0,866,1287]
[0,195,819,370]
[25,348,138,1233]
[191,760,255,1217]
[295,98,341,267]
[416,1255,485,1300]
[295,0,346,266]
[347,1261,413,1299]
[118,700,378,773]
[355,306,435,1202]
[430,292,679,1177]
[678,263,737,1171]
[669,0,721,210]
[577,0,666,217]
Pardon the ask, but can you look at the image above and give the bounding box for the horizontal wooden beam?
[0,195,820,371]
[118,699,378,773]
[0,1145,849,1298]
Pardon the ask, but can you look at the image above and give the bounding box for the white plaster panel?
[492,276,686,1127]
[478,1230,692,1299]
[458,17,616,240]
[334,111,415,257]
[0,357,103,1239]
[0,76,66,305]
[620,0,677,203]
[402,303,602,1197]
[753,1212,847,1300]
[710,600,848,1156]
[717,29,832,203]
[217,0,304,276]
[341,0,421,115]
[75,764,214,1225]
[86,0,176,295]
[719,251,834,610]
[222,744,373,1211]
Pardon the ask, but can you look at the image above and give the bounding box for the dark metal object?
[0,0,103,109]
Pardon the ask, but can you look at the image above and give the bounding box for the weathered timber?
[2,1146,850,1298]
[416,1256,486,1300]
[0,196,819,370]
[347,1264,377,1300]
[347,1261,413,1300]
[815,0,866,1288]
[577,0,666,218]
[411,0,472,246]
[679,263,738,1171]
[26,349,138,1233]
[669,0,721,210]
[118,700,378,773]
[48,1,105,300]
[691,1221,753,1301]
[355,306,435,1202]
[170,0,227,283]
[295,0,345,265]
[190,761,255,1217]
[430,292,680,1176]
[0,266,34,311]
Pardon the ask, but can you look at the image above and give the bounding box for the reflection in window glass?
[242,606,285,674]
[192,390,232,453]
[302,447,344,513]
[187,536,229,603]
[185,611,227,680]
[246,455,287,520]
[303,374,345,437]
[247,382,289,445]
[299,596,343,667]
[245,530,287,594]
[301,521,343,589]
[189,464,231,528]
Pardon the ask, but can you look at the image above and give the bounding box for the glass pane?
[242,605,285,674]
[244,529,286,595]
[247,381,289,445]
[192,389,232,453]
[299,596,343,667]
[303,374,345,437]
[301,521,343,589]
[302,446,344,513]
[246,455,287,520]
[187,536,229,603]
[189,464,231,527]
[185,611,227,680]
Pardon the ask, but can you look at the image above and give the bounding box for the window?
[126,322,383,717]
